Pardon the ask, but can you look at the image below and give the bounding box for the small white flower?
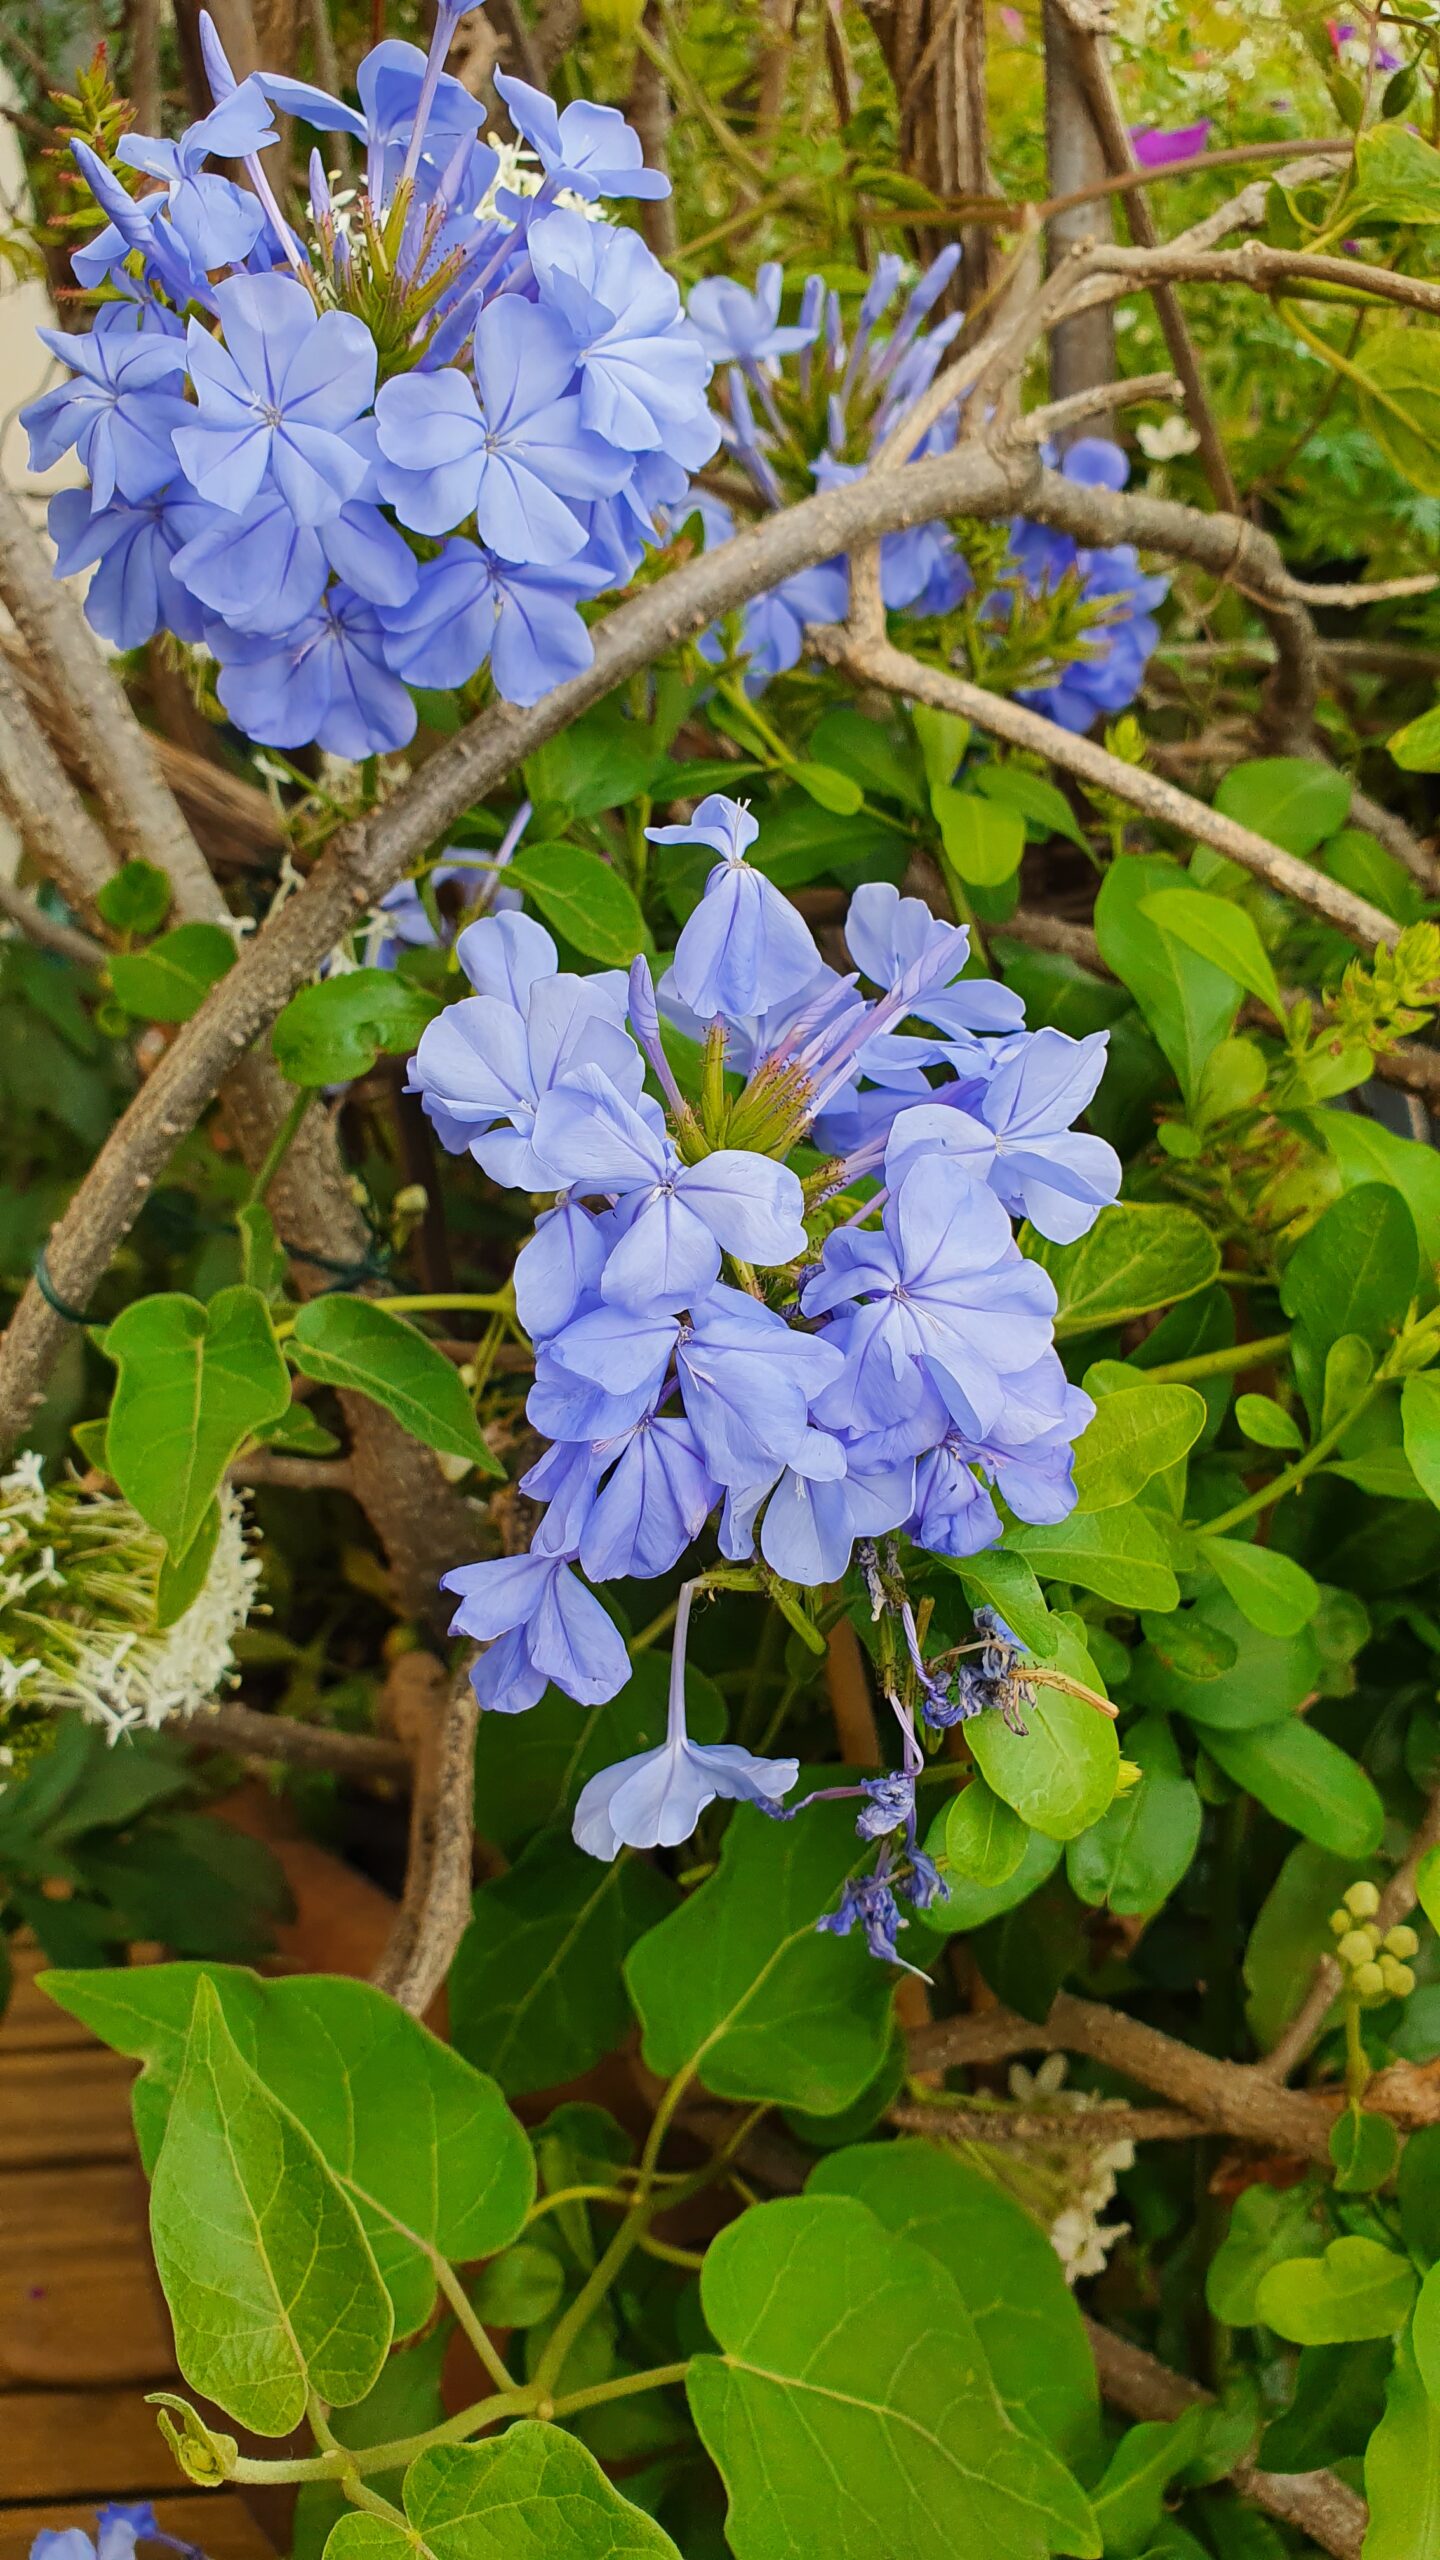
[1137,414,1201,462]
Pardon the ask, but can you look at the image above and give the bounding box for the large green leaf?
[1255,2235,1415,2343]
[149,1978,392,2434]
[688,2195,1099,2560]
[625,1798,897,2114]
[1198,1537,1321,1639]
[1212,758,1350,857]
[1352,118,1440,220]
[288,1298,502,1473]
[104,1285,291,1560]
[1012,1504,1180,1612]
[1312,1106,1440,1268]
[1139,888,1285,1020]
[1364,2336,1440,2558]
[1071,1383,1206,1512]
[1355,325,1440,498]
[1280,1183,1420,1360]
[271,970,438,1085]
[1093,856,1241,1105]
[1066,1714,1201,1915]
[932,785,1026,886]
[1029,1204,1220,1340]
[507,842,650,966]
[809,2143,1100,2464]
[968,1625,1119,1842]
[45,1965,532,2338]
[325,2425,682,2560]
[1132,1593,1320,1731]
[110,921,236,1023]
[1201,1720,1384,1860]
[946,1777,1029,1887]
[450,1827,677,2097]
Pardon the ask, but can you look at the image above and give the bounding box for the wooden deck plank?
[0,2498,274,2560]
[0,2050,138,2170]
[0,2389,179,2502]
[0,1945,91,2054]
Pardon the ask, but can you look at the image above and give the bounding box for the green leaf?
[1135,1594,1320,1731]
[810,708,925,811]
[1257,2339,1392,2473]
[1403,1374,1440,1509]
[625,1799,897,2115]
[1199,1538,1321,1639]
[1206,2183,1327,2327]
[1417,1842,1440,1935]
[809,2142,1100,2464]
[1094,856,1241,1106]
[450,1827,677,2097]
[1312,1106,1440,1267]
[1139,888,1285,1021]
[1416,2262,1440,2407]
[288,1299,502,1473]
[1281,1183,1420,1360]
[1012,1504,1180,1612]
[789,758,863,815]
[154,1499,220,1627]
[110,922,235,1023]
[946,1778,1029,1886]
[1256,2235,1416,2344]
[1390,703,1440,774]
[149,1978,392,2435]
[1354,324,1440,498]
[507,842,649,966]
[325,2425,682,2560]
[1212,758,1350,857]
[96,858,171,934]
[467,2241,565,2331]
[1066,1714,1202,1916]
[43,1965,532,2340]
[912,704,970,790]
[1089,2407,1210,2560]
[1364,2335,1440,2557]
[968,1626,1119,1841]
[1401,2126,1440,2268]
[946,1549,1060,1659]
[1030,1203,1221,1339]
[1235,1394,1303,1453]
[1329,2105,1400,2193]
[932,785,1025,886]
[104,1285,290,1560]
[1201,1719,1383,1858]
[1071,1383,1206,1512]
[523,704,668,820]
[920,1814,1062,1935]
[974,762,1089,849]
[688,2195,1100,2560]
[271,970,438,1087]
[1353,117,1440,218]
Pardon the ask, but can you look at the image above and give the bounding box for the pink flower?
[999,6,1024,31]
[1128,120,1212,168]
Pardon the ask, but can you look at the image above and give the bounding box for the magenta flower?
[1128,120,1211,168]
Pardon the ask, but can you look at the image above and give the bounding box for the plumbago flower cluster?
[415,796,1119,1955]
[688,254,1168,724]
[24,4,715,750]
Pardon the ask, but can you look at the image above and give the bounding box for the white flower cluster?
[0,1458,260,1759]
[1009,2056,1136,2284]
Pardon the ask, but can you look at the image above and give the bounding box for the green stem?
[547,2361,691,2420]
[755,1564,827,1656]
[525,2182,635,2224]
[369,1291,514,1317]
[245,1090,312,1210]
[432,2251,517,2395]
[1198,1384,1380,1537]
[1344,1994,1371,2107]
[1142,1329,1291,1385]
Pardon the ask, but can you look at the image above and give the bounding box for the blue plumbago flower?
[33,2505,203,2560]
[44,16,709,749]
[406,797,1108,1853]
[574,1580,796,1856]
[687,256,1166,716]
[818,1870,910,1965]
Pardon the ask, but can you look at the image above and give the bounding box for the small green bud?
[1384,1925,1420,1960]
[1338,1928,1378,1970]
[1353,1961,1386,2000]
[1381,1956,1416,2000]
[1330,1907,1353,1936]
[1345,1881,1381,1920]
[1114,1758,1143,1797]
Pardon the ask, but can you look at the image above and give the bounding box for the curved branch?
[187,1699,411,1779]
[370,1656,478,2016]
[0,442,1030,1459]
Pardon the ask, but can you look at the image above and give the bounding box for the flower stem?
[244,1090,312,1210]
[1198,1382,1380,1537]
[1141,1329,1291,1385]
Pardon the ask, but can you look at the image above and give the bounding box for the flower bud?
[1381,1955,1416,2000]
[1353,1960,1386,1999]
[1384,1924,1420,1960]
[1330,1907,1353,1936]
[1337,1928,1378,1970]
[1344,1880,1381,1919]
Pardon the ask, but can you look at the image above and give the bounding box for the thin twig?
[186,1700,411,1780]
[0,876,103,969]
[371,1659,479,2015]
[890,2099,1203,2143]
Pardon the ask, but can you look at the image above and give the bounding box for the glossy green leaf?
[1012,1503,1180,1612]
[919,1812,1062,1935]
[626,1798,897,2114]
[1235,1394,1303,1453]
[450,1827,677,2097]
[1256,2234,1416,2343]
[1364,2335,1440,2557]
[1390,703,1440,774]
[149,1978,392,2434]
[103,1286,290,1560]
[1199,1538,1321,1639]
[809,2142,1100,2463]
[789,758,863,815]
[1401,2126,1440,2269]
[1212,758,1350,856]
[1094,855,1242,1105]
[688,2195,1100,2560]
[271,969,437,1085]
[1280,1183,1419,1360]
[507,842,649,965]
[1071,1383,1206,1512]
[44,1964,532,2338]
[1403,1374,1440,1509]
[932,785,1026,886]
[110,921,236,1023]
[968,1626,1119,1841]
[946,1777,1029,1886]
[974,762,1089,849]
[1312,1106,1440,1267]
[1140,888,1285,1021]
[1066,1714,1201,1916]
[1029,1203,1220,1339]
[1353,117,1440,218]
[1201,1719,1383,1859]
[288,1299,502,1473]
[1417,1842,1440,1935]
[1134,1594,1320,1731]
[325,2425,681,2560]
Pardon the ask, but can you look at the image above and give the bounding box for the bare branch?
[229,1450,357,1492]
[186,1700,411,1779]
[1086,2322,1368,2560]
[1042,0,1114,421]
[891,2098,1204,2143]
[0,874,103,969]
[1057,237,1440,329]
[0,653,121,931]
[371,1655,479,2015]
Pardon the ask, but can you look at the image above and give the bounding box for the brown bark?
[1042,0,1113,418]
[861,0,993,303]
